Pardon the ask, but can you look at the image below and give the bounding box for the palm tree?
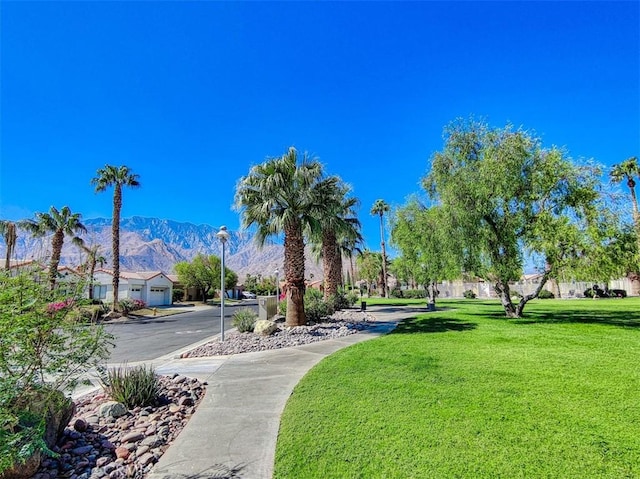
[23,206,87,290]
[371,199,390,298]
[611,157,640,230]
[73,238,105,300]
[235,146,325,327]
[309,178,361,300]
[611,157,640,296]
[339,226,364,288]
[91,165,140,311]
[0,220,18,270]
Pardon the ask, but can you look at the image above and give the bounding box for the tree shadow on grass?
[390,316,477,334]
[513,305,640,328]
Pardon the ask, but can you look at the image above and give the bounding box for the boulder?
[99,401,128,418]
[254,319,278,336]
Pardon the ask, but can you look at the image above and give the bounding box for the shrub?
[327,291,350,311]
[278,298,287,317]
[101,365,160,409]
[0,272,113,473]
[463,289,476,299]
[304,289,334,323]
[611,289,627,298]
[172,288,184,303]
[118,298,147,314]
[401,289,429,299]
[345,290,359,307]
[390,288,403,298]
[232,308,258,333]
[537,289,555,299]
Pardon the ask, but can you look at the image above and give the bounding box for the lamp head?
[216,225,230,243]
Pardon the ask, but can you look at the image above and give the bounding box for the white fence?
[426,277,636,299]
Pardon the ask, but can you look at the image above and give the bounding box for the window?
[131,287,142,292]
[94,285,107,300]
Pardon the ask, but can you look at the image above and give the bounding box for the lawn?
[274,298,640,478]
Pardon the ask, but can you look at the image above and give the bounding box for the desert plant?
[463,289,477,299]
[345,290,359,307]
[0,272,113,474]
[278,299,287,317]
[101,365,159,409]
[232,308,258,333]
[304,289,334,323]
[327,291,350,311]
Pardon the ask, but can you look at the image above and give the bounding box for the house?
[93,269,174,306]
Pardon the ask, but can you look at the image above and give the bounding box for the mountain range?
[6,216,324,282]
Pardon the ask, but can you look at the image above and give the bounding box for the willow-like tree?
[23,206,87,290]
[235,147,327,326]
[391,200,462,308]
[370,199,390,298]
[175,254,237,303]
[91,165,140,311]
[425,118,601,317]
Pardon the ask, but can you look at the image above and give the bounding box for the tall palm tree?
[23,206,87,290]
[338,226,364,287]
[91,165,140,311]
[611,157,640,296]
[235,146,325,327]
[0,220,18,270]
[371,199,390,298]
[73,237,105,300]
[310,178,361,300]
[611,156,640,230]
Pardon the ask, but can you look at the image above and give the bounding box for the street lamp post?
[275,268,279,301]
[216,225,230,341]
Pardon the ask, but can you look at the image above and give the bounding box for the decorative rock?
[71,445,93,455]
[254,319,278,336]
[121,431,144,443]
[168,404,180,413]
[174,375,187,384]
[114,446,130,460]
[178,396,194,407]
[73,418,88,432]
[95,457,110,468]
[98,401,127,419]
[137,452,156,467]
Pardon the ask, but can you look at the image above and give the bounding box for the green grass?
[274,298,640,478]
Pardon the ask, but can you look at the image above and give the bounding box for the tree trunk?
[48,229,64,290]
[323,231,340,300]
[494,281,518,318]
[88,258,96,300]
[379,213,388,298]
[284,221,306,327]
[112,185,122,311]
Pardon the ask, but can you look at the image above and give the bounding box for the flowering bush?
[46,298,75,314]
[118,298,147,314]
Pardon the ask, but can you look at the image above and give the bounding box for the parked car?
[242,291,257,299]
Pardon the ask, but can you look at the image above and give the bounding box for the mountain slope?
[5,216,323,282]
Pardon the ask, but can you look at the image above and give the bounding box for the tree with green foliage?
[0,271,113,474]
[391,201,462,307]
[175,254,237,303]
[235,146,328,327]
[91,165,140,311]
[425,118,602,317]
[22,206,87,290]
[357,250,384,296]
[370,199,390,298]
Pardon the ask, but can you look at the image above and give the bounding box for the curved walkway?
[145,306,409,479]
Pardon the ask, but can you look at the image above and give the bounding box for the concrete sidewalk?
[145,306,410,479]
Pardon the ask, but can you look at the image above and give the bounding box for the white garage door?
[149,287,168,306]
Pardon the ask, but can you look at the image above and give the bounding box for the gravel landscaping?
[30,309,374,479]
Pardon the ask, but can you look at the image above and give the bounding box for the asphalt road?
[103,301,258,363]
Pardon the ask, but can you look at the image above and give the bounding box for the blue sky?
[1,1,638,253]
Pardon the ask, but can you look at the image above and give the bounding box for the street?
[103,301,258,363]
